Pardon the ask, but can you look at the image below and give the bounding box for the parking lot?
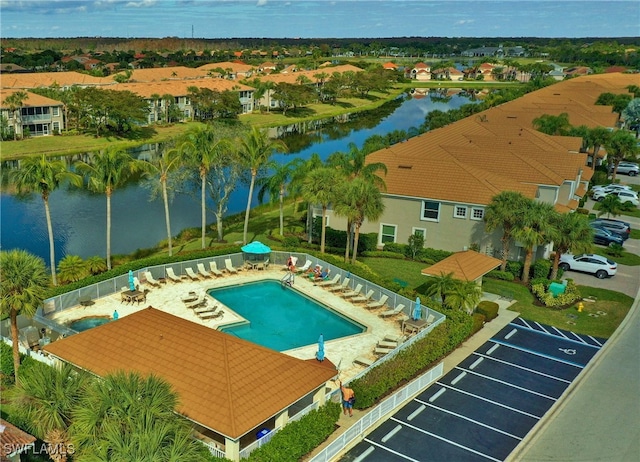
[340,320,604,462]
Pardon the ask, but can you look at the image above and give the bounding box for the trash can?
[549,282,566,298]
[256,428,270,440]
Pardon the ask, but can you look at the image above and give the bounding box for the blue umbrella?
[241,241,271,254]
[128,270,135,292]
[316,334,325,361]
[113,310,119,320]
[413,297,422,321]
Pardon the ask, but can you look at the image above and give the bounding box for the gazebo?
[421,250,501,285]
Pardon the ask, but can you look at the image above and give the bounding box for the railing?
[308,362,444,462]
[238,424,281,459]
[201,440,226,459]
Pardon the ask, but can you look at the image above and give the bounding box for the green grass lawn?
[481,278,633,338]
[359,256,429,289]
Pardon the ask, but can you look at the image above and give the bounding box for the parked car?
[591,226,625,246]
[590,218,631,240]
[610,162,639,176]
[592,189,639,205]
[559,254,618,279]
[591,184,632,194]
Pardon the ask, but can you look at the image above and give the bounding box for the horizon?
[2,1,639,40]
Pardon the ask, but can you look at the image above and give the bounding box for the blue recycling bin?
[256,428,270,440]
[549,282,566,297]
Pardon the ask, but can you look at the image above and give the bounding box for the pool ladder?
[281,272,294,287]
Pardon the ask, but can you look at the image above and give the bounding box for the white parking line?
[588,335,603,347]
[490,339,586,368]
[535,321,551,334]
[569,330,588,343]
[508,322,600,350]
[362,439,420,461]
[414,399,523,441]
[454,366,557,401]
[551,325,572,340]
[389,417,502,462]
[435,382,542,419]
[472,352,572,384]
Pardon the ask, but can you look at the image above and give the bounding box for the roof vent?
[398,165,413,170]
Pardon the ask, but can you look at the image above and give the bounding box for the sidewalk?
[305,295,519,461]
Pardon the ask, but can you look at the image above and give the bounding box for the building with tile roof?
[0,71,113,90]
[110,66,210,83]
[0,419,36,462]
[322,73,636,262]
[421,250,501,284]
[43,307,337,460]
[197,61,256,80]
[0,89,65,137]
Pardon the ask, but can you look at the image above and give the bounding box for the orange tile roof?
[256,64,363,85]
[198,61,256,73]
[111,78,254,99]
[0,419,36,458]
[0,71,112,89]
[0,89,63,108]
[111,66,207,83]
[421,250,501,281]
[44,308,337,440]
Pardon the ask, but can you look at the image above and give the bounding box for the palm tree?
[57,255,89,283]
[345,178,385,263]
[239,126,288,244]
[597,194,624,219]
[585,126,611,170]
[0,250,49,382]
[333,182,361,262]
[327,142,387,189]
[484,191,531,271]
[548,212,594,280]
[9,361,90,462]
[289,153,323,243]
[11,154,82,285]
[85,255,107,275]
[179,124,229,249]
[5,90,28,140]
[257,159,296,236]
[605,129,638,182]
[75,147,144,270]
[425,272,458,306]
[142,144,183,256]
[445,280,483,314]
[532,113,571,136]
[303,167,340,253]
[512,201,555,284]
[70,371,207,461]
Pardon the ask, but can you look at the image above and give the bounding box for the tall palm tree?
[548,212,594,280]
[0,250,49,382]
[597,194,624,219]
[57,255,89,283]
[512,201,555,284]
[605,129,637,182]
[9,361,90,462]
[238,126,287,244]
[75,147,144,270]
[333,181,361,262]
[70,371,206,461]
[532,113,571,136]
[257,159,296,236]
[289,153,323,243]
[484,191,531,271]
[11,154,82,285]
[142,144,183,256]
[585,126,611,170]
[303,167,340,253]
[5,90,28,140]
[445,280,483,315]
[425,271,457,306]
[180,124,230,249]
[345,178,385,263]
[327,142,387,189]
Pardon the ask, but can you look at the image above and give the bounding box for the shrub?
[532,259,552,279]
[606,243,624,257]
[418,248,453,262]
[576,208,590,215]
[358,233,379,252]
[505,261,523,279]
[1,342,16,385]
[471,313,486,333]
[486,270,514,281]
[382,242,407,254]
[531,280,581,307]
[529,277,550,289]
[360,250,405,259]
[476,301,499,321]
[282,236,300,250]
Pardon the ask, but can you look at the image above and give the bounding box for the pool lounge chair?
[186,295,207,309]
[185,267,201,281]
[194,304,216,315]
[353,356,374,367]
[181,291,200,303]
[225,259,239,274]
[352,289,374,304]
[377,340,397,349]
[379,304,406,318]
[197,263,213,279]
[365,294,389,310]
[317,274,340,288]
[425,313,436,325]
[329,277,350,293]
[200,309,224,320]
[342,283,363,299]
[143,271,161,287]
[166,267,182,283]
[374,346,394,356]
[209,261,224,277]
[296,260,313,274]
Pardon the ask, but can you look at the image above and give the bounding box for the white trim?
[411,227,426,238]
[421,200,440,222]
[453,205,467,219]
[379,223,397,245]
[471,207,485,221]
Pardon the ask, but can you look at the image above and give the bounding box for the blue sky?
[1,0,639,39]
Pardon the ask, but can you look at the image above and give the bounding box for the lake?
[0,89,478,264]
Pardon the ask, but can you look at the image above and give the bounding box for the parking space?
[340,319,606,462]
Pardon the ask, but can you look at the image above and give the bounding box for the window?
[411,227,426,238]
[454,205,467,219]
[52,122,60,132]
[52,107,59,116]
[380,224,397,244]
[422,201,440,221]
[471,207,484,220]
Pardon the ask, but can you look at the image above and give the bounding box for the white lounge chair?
[166,267,182,283]
[296,260,313,274]
[197,263,213,279]
[329,277,350,293]
[425,313,436,325]
[181,291,199,303]
[209,261,224,277]
[185,267,201,281]
[380,304,406,318]
[200,309,224,320]
[318,274,340,288]
[377,340,397,349]
[374,346,393,356]
[194,304,215,315]
[353,356,374,367]
[186,295,207,309]
[143,271,161,287]
[365,294,389,310]
[352,289,374,304]
[225,259,239,274]
[342,283,363,299]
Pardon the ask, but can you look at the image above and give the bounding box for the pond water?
[1,89,479,265]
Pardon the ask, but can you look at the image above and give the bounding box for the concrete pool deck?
[47,268,409,382]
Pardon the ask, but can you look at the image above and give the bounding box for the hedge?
[476,301,499,321]
[349,309,474,409]
[486,270,514,281]
[531,280,582,307]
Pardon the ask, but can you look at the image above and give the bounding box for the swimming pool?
[68,316,111,332]
[212,280,365,351]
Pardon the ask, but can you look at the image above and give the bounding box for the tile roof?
[111,78,254,99]
[0,89,63,108]
[111,66,208,83]
[197,61,256,73]
[256,64,363,85]
[0,71,112,89]
[43,307,337,440]
[0,419,36,458]
[421,250,501,281]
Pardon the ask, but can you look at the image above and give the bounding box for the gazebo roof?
[44,307,337,440]
[421,250,501,281]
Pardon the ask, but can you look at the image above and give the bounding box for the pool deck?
[48,268,407,382]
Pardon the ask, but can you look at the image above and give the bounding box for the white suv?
[592,189,639,206]
[610,162,639,176]
[559,254,618,279]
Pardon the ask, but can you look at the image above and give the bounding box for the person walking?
[338,380,355,417]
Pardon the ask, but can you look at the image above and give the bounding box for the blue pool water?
[68,316,111,332]
[212,281,365,351]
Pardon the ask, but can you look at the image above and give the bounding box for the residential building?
[198,61,256,80]
[0,89,65,137]
[406,62,431,81]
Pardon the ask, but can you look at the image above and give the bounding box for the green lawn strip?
[604,251,640,266]
[359,256,429,289]
[482,278,633,338]
[630,229,640,240]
